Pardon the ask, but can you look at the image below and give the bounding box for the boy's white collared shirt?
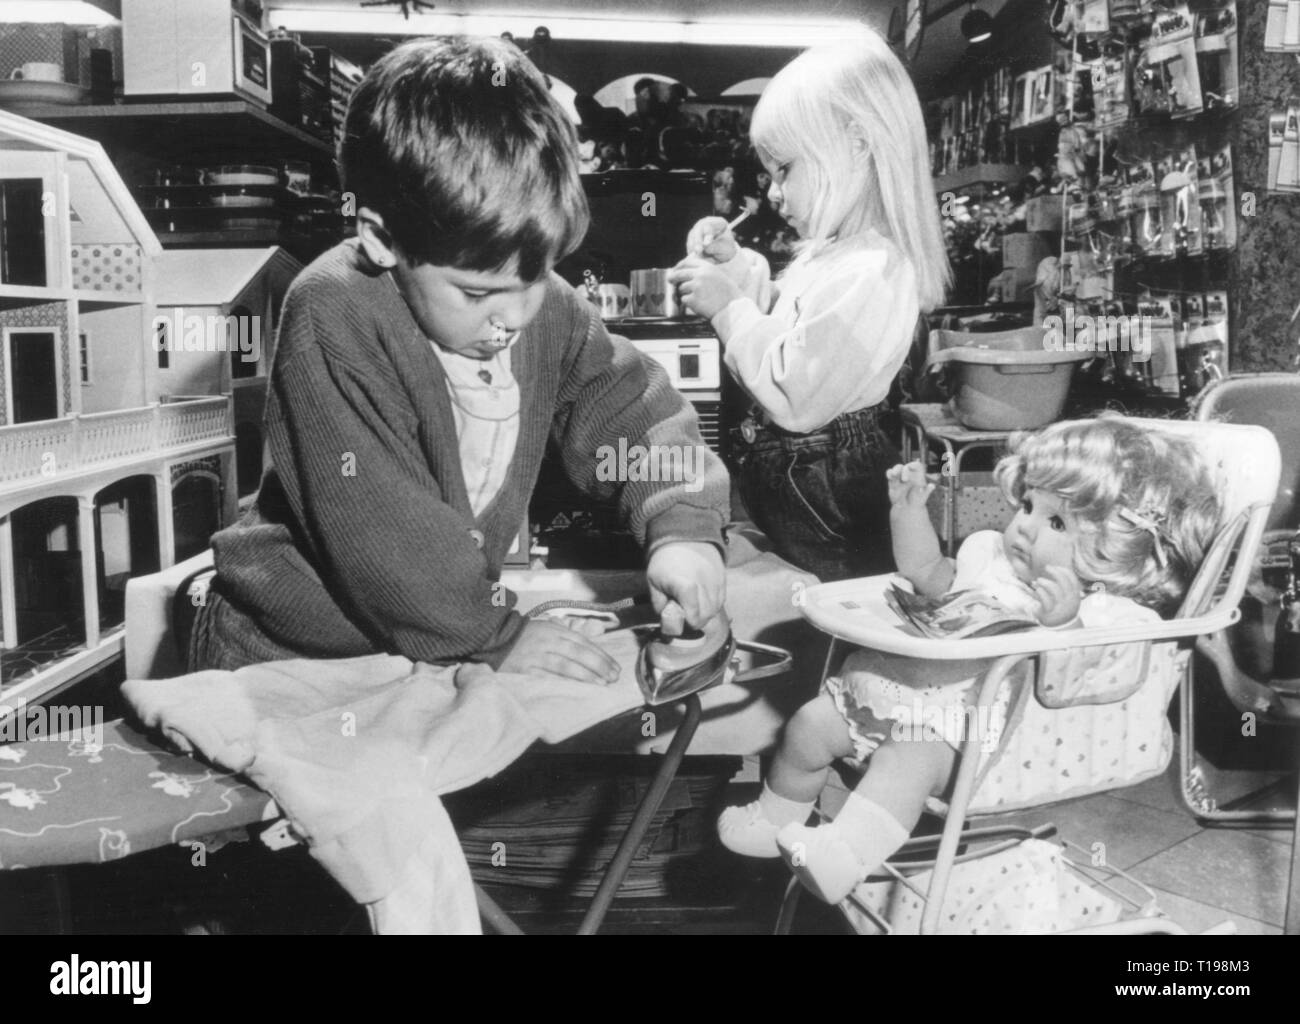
[430,335,522,518]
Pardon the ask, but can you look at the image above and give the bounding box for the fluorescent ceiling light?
[0,1,120,25]
[268,9,859,48]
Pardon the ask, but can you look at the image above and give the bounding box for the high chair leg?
[920,653,1032,936]
[774,876,802,934]
[1179,635,1298,824]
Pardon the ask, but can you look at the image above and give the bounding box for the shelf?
[1008,118,1059,142]
[7,99,335,170]
[934,164,1030,194]
[0,284,68,304]
[76,291,144,310]
[154,229,296,247]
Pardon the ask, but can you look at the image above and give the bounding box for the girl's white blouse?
[711,229,921,434]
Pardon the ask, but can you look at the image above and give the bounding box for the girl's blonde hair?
[993,415,1222,614]
[749,25,950,311]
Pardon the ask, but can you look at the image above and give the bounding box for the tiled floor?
[978,759,1297,935]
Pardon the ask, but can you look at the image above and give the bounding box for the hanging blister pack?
[1198,146,1236,250]
[1079,0,1109,37]
[1201,290,1229,381]
[1093,48,1130,130]
[1136,4,1203,120]
[1266,0,1300,53]
[1283,105,1300,194]
[1195,3,1238,110]
[1158,146,1202,257]
[1270,112,1288,192]
[1126,158,1163,257]
[1137,293,1181,395]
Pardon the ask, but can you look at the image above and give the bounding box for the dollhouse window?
[229,305,258,380]
[79,332,91,385]
[0,178,47,288]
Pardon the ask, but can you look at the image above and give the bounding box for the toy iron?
[635,613,738,706]
[634,611,794,706]
[526,600,793,705]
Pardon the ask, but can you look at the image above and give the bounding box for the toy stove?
[603,316,725,457]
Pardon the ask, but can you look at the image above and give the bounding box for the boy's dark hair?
[340,36,589,281]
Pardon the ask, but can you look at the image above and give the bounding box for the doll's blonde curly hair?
[993,415,1222,614]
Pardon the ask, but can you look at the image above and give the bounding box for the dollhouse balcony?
[0,397,232,492]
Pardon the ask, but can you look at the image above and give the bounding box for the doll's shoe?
[716,802,783,858]
[776,823,866,904]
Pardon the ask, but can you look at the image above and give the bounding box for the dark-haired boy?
[191,36,729,684]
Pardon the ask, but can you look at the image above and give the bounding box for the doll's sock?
[775,795,909,904]
[717,783,814,858]
[831,791,910,874]
[758,783,816,829]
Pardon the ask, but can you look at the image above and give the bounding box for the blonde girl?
[669,25,950,581]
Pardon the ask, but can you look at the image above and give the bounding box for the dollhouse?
[153,246,300,499]
[0,110,236,705]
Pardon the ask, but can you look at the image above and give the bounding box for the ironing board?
[0,719,269,871]
[0,678,701,935]
[0,529,815,933]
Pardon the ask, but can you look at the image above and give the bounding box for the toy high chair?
[779,416,1280,935]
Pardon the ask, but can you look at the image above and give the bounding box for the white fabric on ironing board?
[123,641,647,933]
[122,539,817,933]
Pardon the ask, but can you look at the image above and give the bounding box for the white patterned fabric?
[844,838,1125,934]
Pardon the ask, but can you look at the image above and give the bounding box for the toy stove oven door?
[604,317,726,459]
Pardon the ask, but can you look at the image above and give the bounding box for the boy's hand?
[645,541,726,637]
[1033,565,1083,627]
[887,461,934,511]
[686,217,740,263]
[499,619,622,686]
[668,258,742,320]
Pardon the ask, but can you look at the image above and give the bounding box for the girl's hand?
[886,461,934,510]
[668,258,743,320]
[685,217,740,263]
[1033,565,1083,627]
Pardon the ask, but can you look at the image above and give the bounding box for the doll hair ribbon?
[1118,506,1169,569]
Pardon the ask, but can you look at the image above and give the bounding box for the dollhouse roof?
[0,109,161,257]
[155,248,300,307]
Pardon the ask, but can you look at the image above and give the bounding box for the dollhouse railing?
[0,398,232,487]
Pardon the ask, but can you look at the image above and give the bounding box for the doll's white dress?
[825,531,1156,761]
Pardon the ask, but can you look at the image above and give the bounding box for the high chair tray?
[799,573,1238,660]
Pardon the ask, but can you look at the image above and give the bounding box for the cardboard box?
[1025,195,1064,233]
[1002,231,1054,268]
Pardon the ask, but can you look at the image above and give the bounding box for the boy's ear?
[355,207,398,269]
